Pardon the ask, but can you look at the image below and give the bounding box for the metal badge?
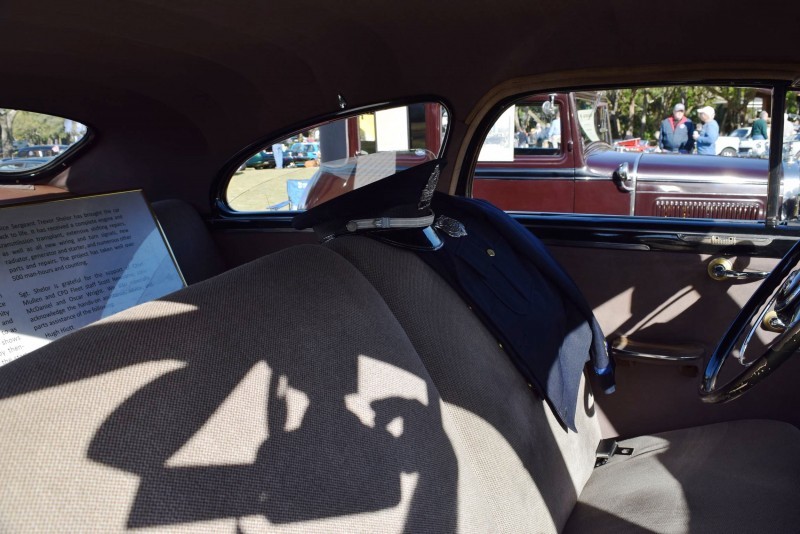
[418,163,440,210]
[434,215,467,238]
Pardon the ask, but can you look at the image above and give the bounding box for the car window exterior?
[0,109,87,177]
[471,85,799,221]
[225,102,449,212]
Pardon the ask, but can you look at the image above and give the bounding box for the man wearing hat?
[693,106,720,155]
[659,103,695,153]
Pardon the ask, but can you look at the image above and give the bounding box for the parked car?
[729,127,751,139]
[15,144,70,158]
[0,157,53,172]
[288,141,320,166]
[474,91,798,220]
[714,133,740,157]
[787,132,800,161]
[1,2,799,533]
[245,148,295,169]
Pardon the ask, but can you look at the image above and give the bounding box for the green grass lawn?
[226,166,318,212]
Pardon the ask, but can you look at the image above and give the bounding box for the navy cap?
[292,159,445,249]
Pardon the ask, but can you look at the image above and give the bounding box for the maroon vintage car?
[472,91,800,220]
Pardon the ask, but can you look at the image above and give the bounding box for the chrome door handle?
[610,336,704,364]
[707,258,769,281]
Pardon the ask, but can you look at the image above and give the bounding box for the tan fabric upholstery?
[327,235,601,532]
[0,245,491,532]
[565,419,800,533]
[1,237,799,533]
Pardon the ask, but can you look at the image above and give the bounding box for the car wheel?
[720,148,737,157]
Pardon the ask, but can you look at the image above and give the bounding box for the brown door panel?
[549,245,799,438]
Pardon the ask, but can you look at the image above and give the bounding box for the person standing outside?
[516,128,528,148]
[272,142,284,169]
[659,103,695,153]
[693,106,719,155]
[548,112,562,149]
[752,111,769,140]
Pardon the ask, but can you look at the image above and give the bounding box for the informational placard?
[577,109,600,142]
[0,191,185,366]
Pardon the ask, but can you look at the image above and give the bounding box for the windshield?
[575,93,612,145]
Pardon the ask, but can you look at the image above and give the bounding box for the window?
[0,109,87,176]
[478,100,564,162]
[471,85,798,221]
[225,102,449,213]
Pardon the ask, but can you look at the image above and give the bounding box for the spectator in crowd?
[548,113,561,148]
[659,103,695,153]
[784,113,796,141]
[272,143,284,169]
[527,125,538,147]
[536,123,548,147]
[516,129,528,148]
[752,110,769,140]
[693,106,719,155]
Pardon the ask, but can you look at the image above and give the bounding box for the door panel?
[212,228,317,268]
[548,243,800,438]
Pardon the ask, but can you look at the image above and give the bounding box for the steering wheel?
[701,240,800,403]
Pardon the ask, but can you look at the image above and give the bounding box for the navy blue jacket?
[419,193,614,431]
[659,117,695,153]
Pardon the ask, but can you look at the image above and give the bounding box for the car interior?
[1,1,800,533]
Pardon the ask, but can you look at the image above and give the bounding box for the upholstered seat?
[565,419,800,533]
[327,236,800,533]
[1,238,798,532]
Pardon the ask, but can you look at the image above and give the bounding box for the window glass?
[472,85,790,221]
[478,101,563,162]
[0,108,87,175]
[226,102,448,212]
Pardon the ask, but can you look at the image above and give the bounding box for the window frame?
[0,109,93,184]
[462,80,796,232]
[214,96,451,219]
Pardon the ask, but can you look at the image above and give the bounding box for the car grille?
[654,199,762,220]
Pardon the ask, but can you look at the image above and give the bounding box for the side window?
[226,102,448,212]
[0,109,87,175]
[471,85,796,221]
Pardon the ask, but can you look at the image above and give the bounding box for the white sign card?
[577,109,600,142]
[478,106,515,162]
[0,190,185,366]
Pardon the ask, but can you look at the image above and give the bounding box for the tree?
[0,109,18,158]
[12,111,68,146]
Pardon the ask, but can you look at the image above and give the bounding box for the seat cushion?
[327,235,601,532]
[564,419,800,533]
[0,244,494,532]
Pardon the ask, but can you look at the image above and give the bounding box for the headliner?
[2,0,798,211]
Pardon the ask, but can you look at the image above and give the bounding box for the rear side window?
[0,108,87,176]
[225,102,449,212]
